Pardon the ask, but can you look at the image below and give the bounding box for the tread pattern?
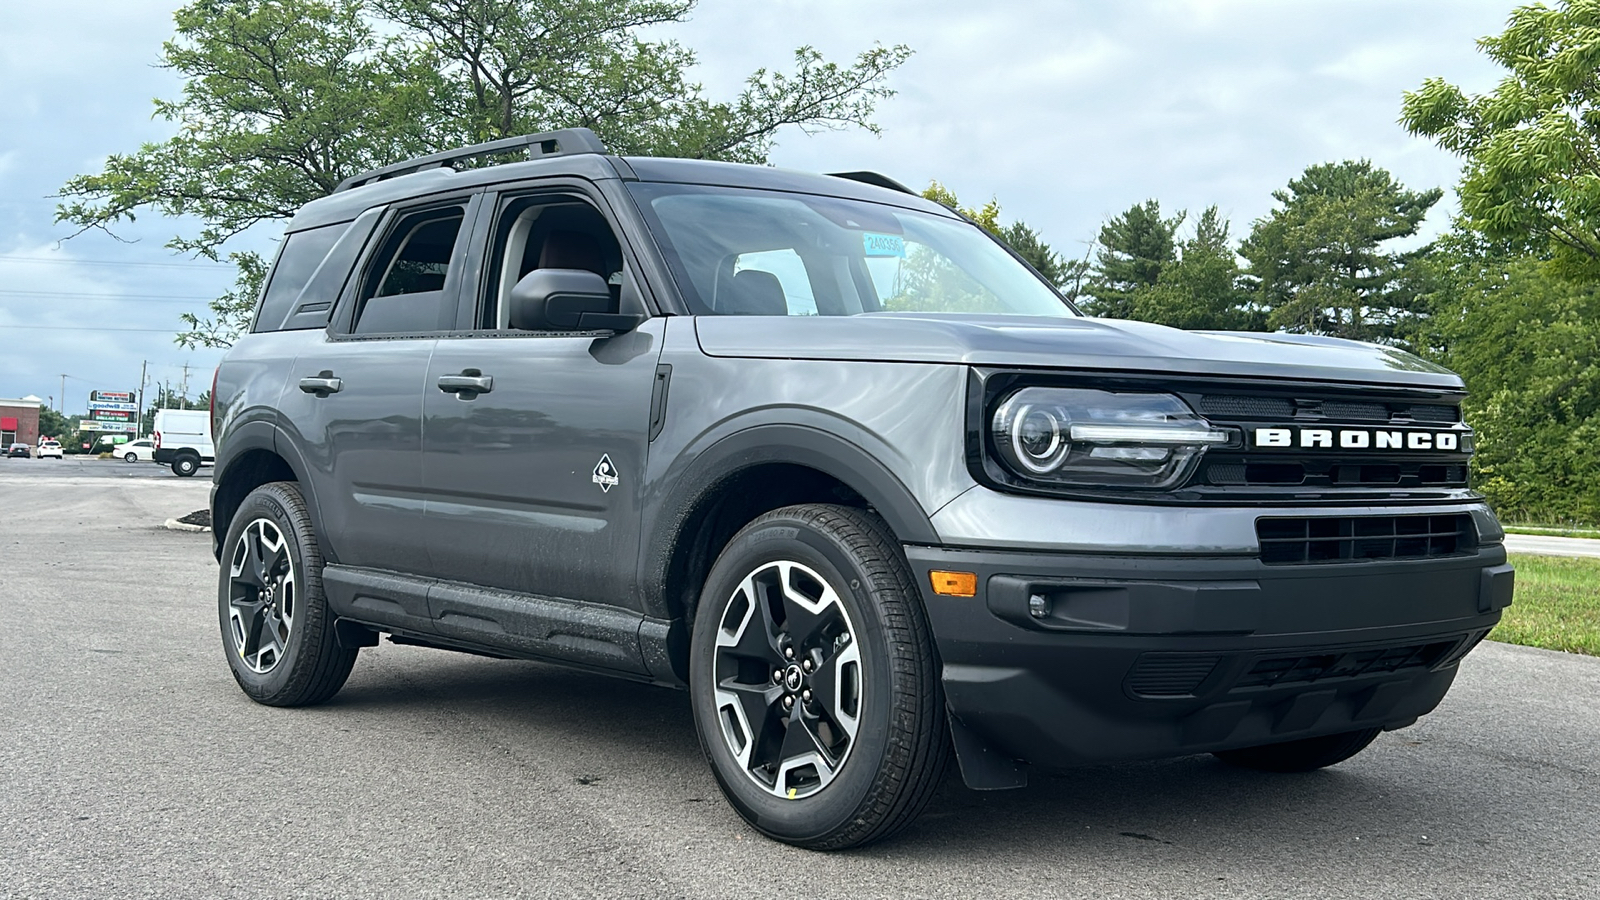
[748,503,951,850]
[226,481,357,707]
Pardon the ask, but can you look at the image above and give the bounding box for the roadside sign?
[90,409,135,422]
[87,400,138,413]
[78,421,102,431]
[89,390,135,403]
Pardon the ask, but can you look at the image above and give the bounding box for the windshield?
[627,183,1076,317]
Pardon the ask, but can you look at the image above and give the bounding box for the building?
[0,396,43,447]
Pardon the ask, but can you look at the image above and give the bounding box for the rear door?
[277,192,483,574]
[417,182,664,609]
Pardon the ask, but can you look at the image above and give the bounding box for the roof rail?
[826,170,916,196]
[333,128,609,194]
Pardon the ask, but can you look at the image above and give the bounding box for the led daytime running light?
[1068,423,1229,444]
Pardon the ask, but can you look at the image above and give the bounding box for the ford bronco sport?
[209,128,1514,849]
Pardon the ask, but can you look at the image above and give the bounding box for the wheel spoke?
[775,562,836,649]
[225,517,299,675]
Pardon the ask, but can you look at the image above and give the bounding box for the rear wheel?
[172,452,200,477]
[218,481,357,706]
[1213,728,1382,772]
[689,504,949,850]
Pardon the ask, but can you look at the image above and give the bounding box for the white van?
[152,409,215,477]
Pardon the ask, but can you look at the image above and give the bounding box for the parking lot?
[2,467,1597,899]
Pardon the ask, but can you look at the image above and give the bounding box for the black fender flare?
[636,423,938,620]
[211,420,330,562]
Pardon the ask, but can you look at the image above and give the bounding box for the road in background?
[0,456,187,480]
[1505,533,1600,559]
[2,473,1597,899]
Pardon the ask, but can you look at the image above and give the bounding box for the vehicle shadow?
[322,647,1472,862]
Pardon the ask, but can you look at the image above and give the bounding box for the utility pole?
[179,363,191,407]
[137,360,148,439]
[59,374,66,412]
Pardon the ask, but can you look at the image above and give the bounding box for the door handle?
[437,371,493,397]
[298,373,343,396]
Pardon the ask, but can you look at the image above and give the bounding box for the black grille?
[1126,654,1222,697]
[1196,393,1460,425]
[1235,640,1459,689]
[1206,461,1468,488]
[1256,514,1474,564]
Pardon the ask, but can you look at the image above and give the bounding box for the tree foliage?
[919,181,1085,298]
[57,0,910,346]
[1125,206,1261,331]
[1080,200,1183,318]
[1239,160,1441,345]
[1415,231,1600,523]
[1402,0,1600,278]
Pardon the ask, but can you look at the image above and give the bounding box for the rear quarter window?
[252,223,349,333]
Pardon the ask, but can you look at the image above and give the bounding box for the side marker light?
[930,570,977,597]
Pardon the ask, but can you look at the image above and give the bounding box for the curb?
[162,518,212,533]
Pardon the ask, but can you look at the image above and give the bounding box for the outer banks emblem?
[592,454,619,493]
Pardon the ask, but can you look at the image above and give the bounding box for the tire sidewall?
[689,513,900,844]
[174,455,199,477]
[218,484,319,702]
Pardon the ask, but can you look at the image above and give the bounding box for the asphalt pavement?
[1504,532,1600,559]
[2,470,1597,899]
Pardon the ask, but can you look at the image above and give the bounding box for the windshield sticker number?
[862,233,906,258]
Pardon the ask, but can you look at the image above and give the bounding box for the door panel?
[419,321,664,607]
[278,338,436,570]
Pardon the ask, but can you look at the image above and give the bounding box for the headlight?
[991,388,1229,489]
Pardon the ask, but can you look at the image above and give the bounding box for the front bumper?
[905,541,1513,784]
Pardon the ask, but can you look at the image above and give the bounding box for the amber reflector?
[930,570,977,597]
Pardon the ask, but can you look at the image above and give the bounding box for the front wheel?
[218,481,357,706]
[124,452,138,463]
[1213,728,1382,772]
[689,504,950,850]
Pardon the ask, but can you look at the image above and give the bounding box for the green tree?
[57,0,911,347]
[919,181,1081,295]
[1239,160,1441,344]
[38,407,73,442]
[1415,231,1600,523]
[1081,200,1183,318]
[1126,206,1261,331]
[1402,0,1600,279]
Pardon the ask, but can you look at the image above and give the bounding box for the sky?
[0,0,1516,414]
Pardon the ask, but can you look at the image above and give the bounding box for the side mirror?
[508,268,643,332]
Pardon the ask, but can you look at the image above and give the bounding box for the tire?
[689,504,950,850]
[218,481,357,707]
[172,453,200,477]
[1213,728,1382,773]
[124,453,138,463]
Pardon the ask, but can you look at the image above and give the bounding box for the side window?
[481,195,626,329]
[352,206,466,335]
[726,249,817,316]
[251,224,346,333]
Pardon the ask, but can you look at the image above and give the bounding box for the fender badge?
[592,454,619,493]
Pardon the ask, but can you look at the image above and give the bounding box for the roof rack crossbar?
[333,127,609,193]
[826,171,916,196]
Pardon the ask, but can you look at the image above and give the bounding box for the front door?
[419,188,663,609]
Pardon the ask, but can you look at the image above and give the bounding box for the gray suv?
[210,128,1514,849]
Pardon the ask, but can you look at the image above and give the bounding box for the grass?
[1503,524,1600,539]
[1490,553,1600,657]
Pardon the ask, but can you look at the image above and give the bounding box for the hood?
[694,314,1463,390]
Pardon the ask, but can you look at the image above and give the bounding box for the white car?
[119,439,155,463]
[37,440,63,459]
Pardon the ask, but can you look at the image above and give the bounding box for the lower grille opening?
[1257,514,1475,564]
[1235,640,1460,689]
[1126,654,1222,698]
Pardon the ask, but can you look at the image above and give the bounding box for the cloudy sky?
[0,0,1514,413]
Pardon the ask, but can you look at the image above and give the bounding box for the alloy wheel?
[712,560,863,799]
[226,518,297,674]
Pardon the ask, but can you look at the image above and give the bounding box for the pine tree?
[1081,200,1183,318]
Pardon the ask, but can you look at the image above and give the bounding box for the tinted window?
[481,196,625,329]
[252,224,347,333]
[628,183,1073,317]
[353,207,466,335]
